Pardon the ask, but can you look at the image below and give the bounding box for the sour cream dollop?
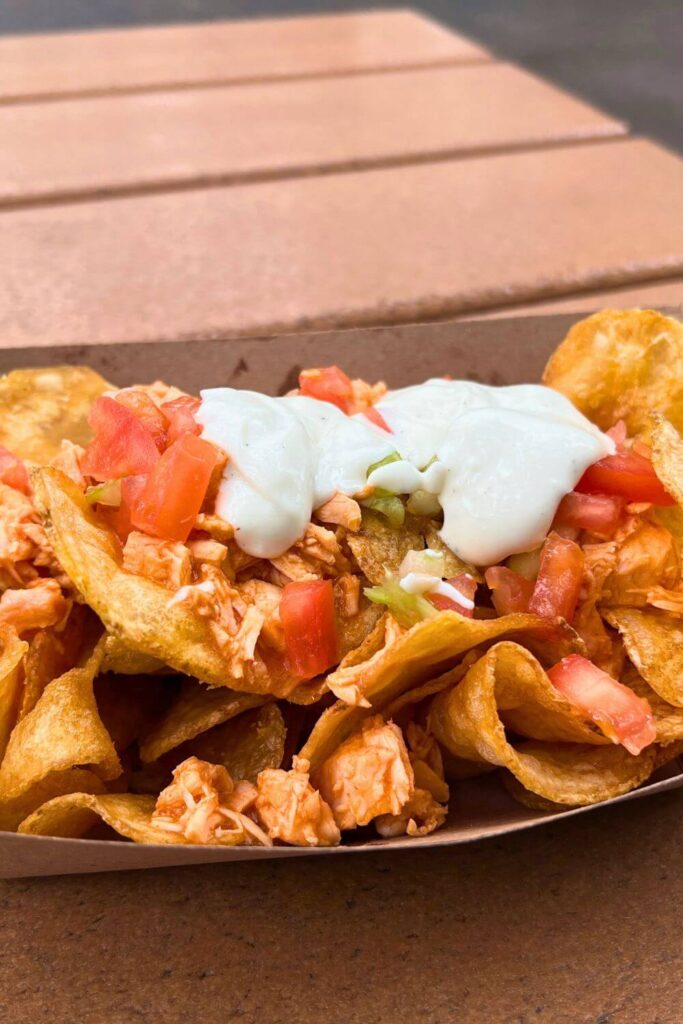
[197,380,614,564]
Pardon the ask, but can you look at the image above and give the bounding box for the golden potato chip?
[0,365,111,463]
[653,739,683,770]
[19,604,91,720]
[301,611,581,771]
[0,626,28,759]
[101,634,167,676]
[429,643,655,805]
[622,670,683,744]
[17,792,192,843]
[95,673,171,754]
[604,607,683,707]
[346,509,424,585]
[650,413,683,505]
[35,469,319,701]
[139,680,267,763]
[0,637,121,830]
[190,704,286,783]
[542,309,683,439]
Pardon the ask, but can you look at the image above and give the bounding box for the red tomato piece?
[280,579,339,679]
[553,491,625,538]
[0,446,30,494]
[363,407,393,433]
[429,573,477,617]
[547,654,656,755]
[81,397,160,481]
[298,366,354,413]
[485,565,533,615]
[114,389,168,450]
[528,532,584,622]
[577,449,674,506]
[161,395,202,445]
[130,434,218,542]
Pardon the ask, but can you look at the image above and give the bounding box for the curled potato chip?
[542,310,683,439]
[101,634,167,676]
[301,611,581,771]
[346,509,424,585]
[35,469,321,701]
[429,642,655,805]
[95,674,170,754]
[139,681,267,763]
[19,604,91,720]
[0,637,120,830]
[190,703,286,783]
[0,626,28,759]
[651,413,683,505]
[17,792,192,842]
[0,366,111,463]
[623,670,683,744]
[604,607,683,707]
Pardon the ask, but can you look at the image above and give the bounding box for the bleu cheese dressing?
[197,380,614,565]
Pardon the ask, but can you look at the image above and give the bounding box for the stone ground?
[1,1,681,153]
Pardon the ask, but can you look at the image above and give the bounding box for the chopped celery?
[406,489,441,517]
[366,451,401,478]
[364,574,437,628]
[506,546,542,581]
[85,479,122,507]
[360,492,405,528]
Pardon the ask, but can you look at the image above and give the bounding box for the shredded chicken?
[333,574,361,619]
[167,565,264,677]
[315,492,362,532]
[187,537,228,568]
[405,722,450,804]
[255,756,340,847]
[270,523,351,582]
[325,615,404,706]
[0,483,43,586]
[599,516,679,606]
[647,585,683,614]
[49,440,87,487]
[194,513,234,543]
[350,378,387,411]
[152,756,271,846]
[0,578,70,635]
[313,716,414,830]
[375,788,448,838]
[123,531,192,591]
[139,380,188,406]
[237,579,284,651]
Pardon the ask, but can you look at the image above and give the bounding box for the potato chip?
[101,634,167,676]
[604,607,683,707]
[17,792,192,842]
[190,704,286,783]
[19,604,91,720]
[0,626,28,759]
[0,637,121,830]
[429,642,655,805]
[35,469,318,700]
[651,413,683,505]
[542,309,683,439]
[346,509,424,585]
[0,366,111,463]
[597,517,680,608]
[139,680,267,763]
[95,673,170,754]
[301,611,581,771]
[622,669,683,745]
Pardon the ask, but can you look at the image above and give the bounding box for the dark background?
[1,1,681,153]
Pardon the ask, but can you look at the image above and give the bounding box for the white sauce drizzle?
[197,380,614,564]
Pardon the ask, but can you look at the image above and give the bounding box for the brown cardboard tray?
[1,312,681,878]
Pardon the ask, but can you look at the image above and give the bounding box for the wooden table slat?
[2,138,681,348]
[0,63,626,207]
[0,10,490,104]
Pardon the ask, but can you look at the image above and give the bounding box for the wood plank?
[0,11,489,104]
[0,64,625,206]
[467,279,683,318]
[1,139,681,348]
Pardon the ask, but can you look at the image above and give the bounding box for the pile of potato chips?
[1,309,683,850]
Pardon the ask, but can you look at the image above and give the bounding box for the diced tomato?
[299,366,354,413]
[606,420,628,445]
[114,389,168,450]
[553,491,625,538]
[363,407,393,433]
[485,565,533,615]
[82,396,160,481]
[577,449,674,506]
[429,574,477,617]
[129,434,218,542]
[280,579,339,679]
[161,395,202,445]
[528,532,584,622]
[0,446,30,494]
[547,654,656,755]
